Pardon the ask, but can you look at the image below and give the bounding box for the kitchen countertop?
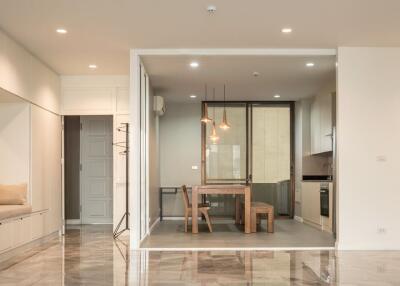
[302,175,333,182]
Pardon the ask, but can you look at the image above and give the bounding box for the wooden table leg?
[192,187,199,234]
[267,210,274,233]
[251,208,257,233]
[244,186,251,234]
[235,195,241,224]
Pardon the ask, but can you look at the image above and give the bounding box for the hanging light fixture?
[209,88,219,143]
[219,84,231,130]
[200,84,212,123]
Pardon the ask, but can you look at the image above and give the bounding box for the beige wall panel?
[31,105,62,233]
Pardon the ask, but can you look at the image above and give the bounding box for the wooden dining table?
[191,184,251,234]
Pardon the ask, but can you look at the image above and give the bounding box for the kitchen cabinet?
[301,182,321,227]
[310,93,333,154]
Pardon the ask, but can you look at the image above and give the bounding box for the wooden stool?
[240,202,274,233]
[251,202,274,233]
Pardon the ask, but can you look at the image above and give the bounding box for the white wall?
[60,75,130,229]
[0,101,30,186]
[0,29,60,113]
[337,47,400,250]
[0,29,62,254]
[148,87,160,227]
[159,102,201,187]
[61,75,129,115]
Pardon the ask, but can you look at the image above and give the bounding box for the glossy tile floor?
[0,225,400,285]
[141,219,335,248]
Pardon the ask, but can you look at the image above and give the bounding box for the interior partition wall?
[202,101,294,218]
[130,48,337,249]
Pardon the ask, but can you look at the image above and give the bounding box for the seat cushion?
[0,204,32,220]
[0,184,28,205]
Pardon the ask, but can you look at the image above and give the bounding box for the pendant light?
[219,84,231,130]
[209,88,219,143]
[200,84,212,123]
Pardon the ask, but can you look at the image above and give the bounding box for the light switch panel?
[191,165,199,170]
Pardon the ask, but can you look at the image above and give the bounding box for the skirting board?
[149,217,160,234]
[66,219,81,225]
[294,216,304,223]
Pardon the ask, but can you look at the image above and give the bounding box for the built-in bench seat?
[0,204,32,221]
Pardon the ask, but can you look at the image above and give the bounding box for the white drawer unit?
[31,212,46,240]
[12,217,32,247]
[0,222,13,253]
[0,209,52,255]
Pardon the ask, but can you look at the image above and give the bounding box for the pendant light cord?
[213,87,216,119]
[224,84,226,111]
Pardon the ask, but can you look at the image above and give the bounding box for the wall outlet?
[376,155,387,162]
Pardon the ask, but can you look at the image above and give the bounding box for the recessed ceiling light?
[306,62,315,67]
[281,28,292,34]
[274,94,281,98]
[190,94,197,99]
[56,28,67,34]
[88,64,97,69]
[207,5,217,14]
[190,62,199,68]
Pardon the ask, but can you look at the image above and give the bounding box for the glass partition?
[251,105,292,216]
[204,104,247,184]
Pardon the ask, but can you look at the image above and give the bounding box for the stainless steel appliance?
[320,182,329,217]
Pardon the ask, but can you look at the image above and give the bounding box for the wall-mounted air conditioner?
[154,96,166,116]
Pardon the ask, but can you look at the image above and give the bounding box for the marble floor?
[141,219,335,249]
[0,225,400,285]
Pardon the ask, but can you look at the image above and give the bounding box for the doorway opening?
[132,51,337,249]
[64,115,113,225]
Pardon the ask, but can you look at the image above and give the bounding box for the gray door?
[80,116,113,224]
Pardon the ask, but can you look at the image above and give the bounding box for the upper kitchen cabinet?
[310,92,334,154]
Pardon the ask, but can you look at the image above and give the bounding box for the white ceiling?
[142,55,336,102]
[0,0,400,75]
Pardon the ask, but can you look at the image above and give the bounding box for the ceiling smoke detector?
[253,71,260,77]
[207,5,217,14]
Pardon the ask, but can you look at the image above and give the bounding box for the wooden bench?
[239,202,274,233]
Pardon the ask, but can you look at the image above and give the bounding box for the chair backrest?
[181,185,190,210]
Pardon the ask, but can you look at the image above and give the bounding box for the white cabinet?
[310,99,321,154]
[301,182,321,227]
[310,93,333,154]
[31,212,45,240]
[0,222,13,253]
[12,217,31,247]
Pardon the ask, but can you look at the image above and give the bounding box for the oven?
[320,182,329,217]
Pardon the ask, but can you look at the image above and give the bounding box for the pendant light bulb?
[201,84,212,123]
[219,109,231,130]
[209,121,219,143]
[219,84,231,130]
[201,103,212,123]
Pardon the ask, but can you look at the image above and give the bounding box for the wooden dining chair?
[181,185,213,233]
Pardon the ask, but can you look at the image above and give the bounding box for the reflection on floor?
[141,219,335,248]
[1,225,400,285]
